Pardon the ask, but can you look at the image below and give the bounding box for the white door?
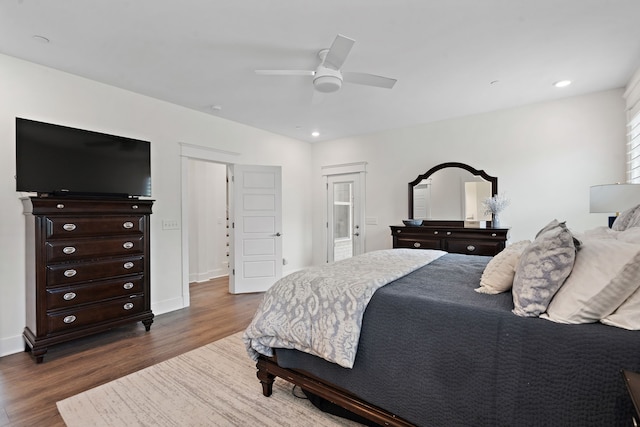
[327,173,364,262]
[228,164,282,294]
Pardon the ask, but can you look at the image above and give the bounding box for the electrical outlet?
[162,219,180,230]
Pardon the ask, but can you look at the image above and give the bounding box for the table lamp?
[590,183,640,227]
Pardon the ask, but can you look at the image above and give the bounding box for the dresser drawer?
[47,256,144,286]
[45,236,144,262]
[47,294,146,333]
[28,198,153,215]
[394,237,442,250]
[446,240,502,256]
[46,275,144,309]
[45,216,145,238]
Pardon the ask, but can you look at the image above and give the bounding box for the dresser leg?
[142,318,153,331]
[30,347,47,364]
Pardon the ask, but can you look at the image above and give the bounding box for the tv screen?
[16,118,151,198]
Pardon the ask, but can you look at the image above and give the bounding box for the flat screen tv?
[15,118,151,198]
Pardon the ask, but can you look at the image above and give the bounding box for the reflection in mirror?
[409,162,497,221]
[464,182,492,221]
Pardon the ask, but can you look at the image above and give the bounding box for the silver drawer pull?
[413,242,421,248]
[56,204,65,209]
[63,246,76,254]
[123,282,134,290]
[467,245,476,252]
[131,205,139,209]
[63,292,76,301]
[123,221,134,229]
[123,262,134,269]
[123,302,134,310]
[446,231,452,235]
[64,269,77,277]
[491,233,497,237]
[123,241,134,249]
[63,223,77,231]
[433,231,438,235]
[63,315,76,324]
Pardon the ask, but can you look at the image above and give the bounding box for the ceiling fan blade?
[323,34,355,70]
[342,71,397,89]
[255,70,315,76]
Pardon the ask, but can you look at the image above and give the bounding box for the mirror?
[408,162,497,221]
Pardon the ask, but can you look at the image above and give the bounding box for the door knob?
[275,232,282,237]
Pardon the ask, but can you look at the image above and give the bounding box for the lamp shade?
[590,184,640,213]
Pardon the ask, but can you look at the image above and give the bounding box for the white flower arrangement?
[482,194,510,216]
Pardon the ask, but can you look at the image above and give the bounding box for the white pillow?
[575,226,616,241]
[541,239,640,324]
[601,288,640,330]
[475,240,531,294]
[574,226,640,245]
[617,227,640,244]
[612,204,640,231]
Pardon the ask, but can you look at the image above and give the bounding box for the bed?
[244,217,640,427]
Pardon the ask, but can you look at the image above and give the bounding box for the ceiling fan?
[255,34,397,94]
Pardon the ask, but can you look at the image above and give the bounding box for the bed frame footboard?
[256,355,415,427]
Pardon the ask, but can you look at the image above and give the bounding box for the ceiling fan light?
[314,75,342,93]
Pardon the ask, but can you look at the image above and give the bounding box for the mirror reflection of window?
[464,181,492,221]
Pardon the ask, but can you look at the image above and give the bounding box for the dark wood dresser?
[390,220,509,256]
[22,197,154,363]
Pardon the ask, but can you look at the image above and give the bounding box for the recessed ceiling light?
[32,35,50,44]
[311,131,320,137]
[553,80,572,88]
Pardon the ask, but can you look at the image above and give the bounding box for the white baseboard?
[0,334,25,358]
[189,267,229,283]
[152,296,187,315]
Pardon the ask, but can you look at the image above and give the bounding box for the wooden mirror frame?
[408,162,498,220]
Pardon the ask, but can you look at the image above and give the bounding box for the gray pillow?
[512,220,577,317]
[612,204,640,231]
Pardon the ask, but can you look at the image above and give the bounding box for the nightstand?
[622,369,640,426]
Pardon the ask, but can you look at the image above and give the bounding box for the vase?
[492,213,501,229]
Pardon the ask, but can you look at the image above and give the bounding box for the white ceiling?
[1,0,640,142]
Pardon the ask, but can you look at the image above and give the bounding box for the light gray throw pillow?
[612,204,640,231]
[512,220,577,317]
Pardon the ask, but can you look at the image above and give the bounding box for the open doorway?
[180,143,284,305]
[186,159,229,285]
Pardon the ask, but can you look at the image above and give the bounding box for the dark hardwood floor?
[0,277,264,427]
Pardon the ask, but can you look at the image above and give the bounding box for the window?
[625,68,640,183]
[333,182,352,240]
[628,112,640,183]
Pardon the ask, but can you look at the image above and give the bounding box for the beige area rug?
[57,332,361,426]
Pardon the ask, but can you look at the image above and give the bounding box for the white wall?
[311,89,627,265]
[0,53,313,356]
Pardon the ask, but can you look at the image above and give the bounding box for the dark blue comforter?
[276,253,640,426]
